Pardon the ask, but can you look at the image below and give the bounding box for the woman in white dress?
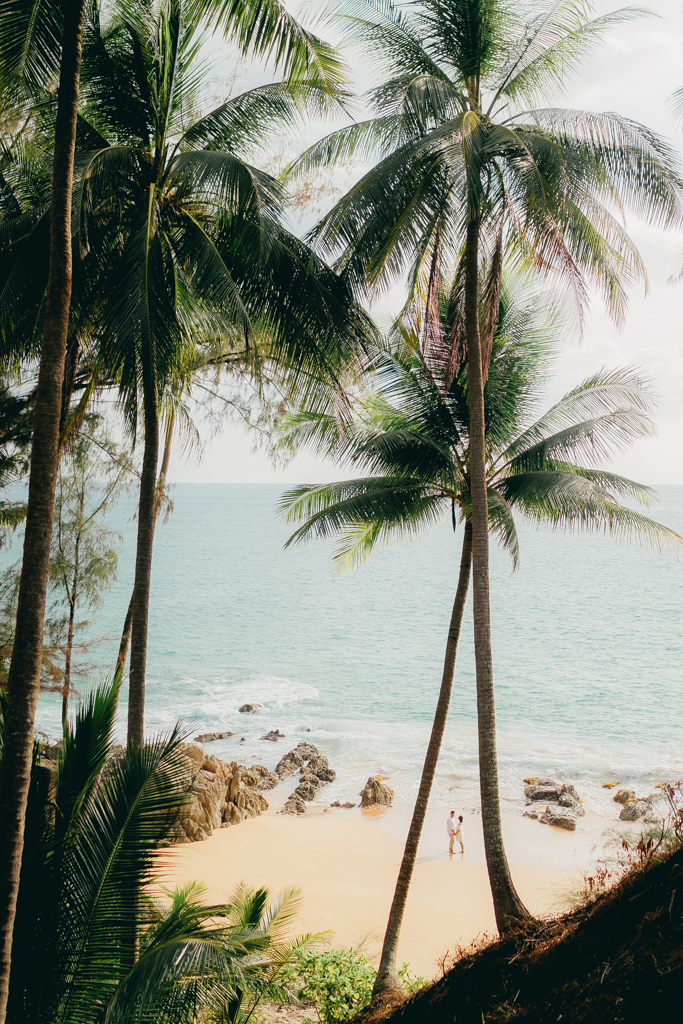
[454,815,464,854]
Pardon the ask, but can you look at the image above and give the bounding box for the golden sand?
[156,805,588,978]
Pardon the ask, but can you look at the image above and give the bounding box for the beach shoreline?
[156,803,607,977]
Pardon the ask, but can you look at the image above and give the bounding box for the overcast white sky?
[169,0,683,486]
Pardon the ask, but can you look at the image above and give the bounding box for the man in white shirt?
[447,810,457,854]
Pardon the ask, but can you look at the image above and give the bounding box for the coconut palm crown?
[281,281,680,570]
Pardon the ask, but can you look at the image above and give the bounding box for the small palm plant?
[279,276,681,993]
[3,674,316,1023]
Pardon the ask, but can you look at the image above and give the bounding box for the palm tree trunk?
[372,519,473,997]
[0,1,86,1017]
[115,596,134,675]
[126,394,159,746]
[463,216,530,932]
[61,599,76,727]
[116,410,173,677]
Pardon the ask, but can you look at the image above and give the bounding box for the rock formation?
[557,783,585,817]
[525,779,561,802]
[239,703,263,713]
[169,744,269,843]
[282,793,306,815]
[539,806,577,831]
[360,776,393,807]
[194,731,234,742]
[523,777,584,823]
[613,789,635,805]
[259,729,284,742]
[618,793,661,823]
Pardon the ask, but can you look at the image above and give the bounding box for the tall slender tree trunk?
[116,410,173,676]
[127,393,159,746]
[0,1,86,1017]
[463,216,529,932]
[61,599,76,727]
[372,520,473,997]
[115,597,134,676]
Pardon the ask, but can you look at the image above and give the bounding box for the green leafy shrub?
[281,947,426,1023]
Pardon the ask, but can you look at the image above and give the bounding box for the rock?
[523,810,539,819]
[525,782,561,802]
[247,764,280,791]
[293,741,319,760]
[613,789,635,805]
[282,794,306,815]
[558,783,585,817]
[183,743,206,768]
[239,703,263,713]
[603,782,620,789]
[274,742,320,779]
[259,729,285,742]
[360,776,393,808]
[619,798,652,822]
[169,755,269,843]
[240,737,246,742]
[294,776,321,802]
[307,754,336,783]
[194,731,234,743]
[540,807,576,831]
[330,801,357,809]
[275,749,305,778]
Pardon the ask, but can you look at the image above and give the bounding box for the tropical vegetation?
[286,0,683,956]
[3,673,318,1023]
[280,273,681,992]
[0,0,681,1017]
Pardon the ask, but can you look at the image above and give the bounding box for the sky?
[168,0,683,486]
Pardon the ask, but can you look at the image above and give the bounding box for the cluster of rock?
[275,743,337,814]
[612,788,661,824]
[260,729,285,742]
[522,777,584,832]
[331,801,357,809]
[360,776,393,808]
[193,730,234,742]
[170,744,269,843]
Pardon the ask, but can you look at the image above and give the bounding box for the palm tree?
[279,277,681,994]
[78,0,375,748]
[287,0,683,935]
[0,1,88,1012]
[0,0,353,1002]
[3,673,317,1022]
[0,0,373,746]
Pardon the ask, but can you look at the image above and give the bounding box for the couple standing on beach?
[447,810,464,854]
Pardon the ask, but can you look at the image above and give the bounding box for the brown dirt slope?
[359,845,683,1023]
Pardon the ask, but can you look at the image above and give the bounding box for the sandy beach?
[156,804,605,977]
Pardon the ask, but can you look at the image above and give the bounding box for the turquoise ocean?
[22,483,683,817]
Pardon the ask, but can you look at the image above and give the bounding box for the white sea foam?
[27,483,683,821]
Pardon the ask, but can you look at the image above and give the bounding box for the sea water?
[20,483,683,817]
